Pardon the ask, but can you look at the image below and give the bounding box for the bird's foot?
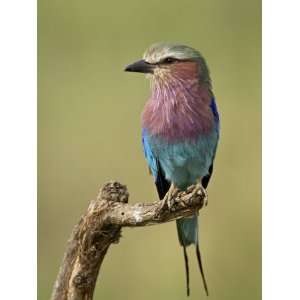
[190,183,208,207]
[160,184,180,211]
[204,190,208,206]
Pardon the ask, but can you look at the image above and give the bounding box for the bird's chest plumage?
[142,78,219,189]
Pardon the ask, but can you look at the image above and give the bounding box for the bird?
[125,42,220,296]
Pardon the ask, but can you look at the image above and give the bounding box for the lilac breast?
[142,79,215,143]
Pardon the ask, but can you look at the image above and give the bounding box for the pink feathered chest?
[142,79,214,143]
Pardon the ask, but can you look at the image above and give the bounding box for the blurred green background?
[38,0,261,299]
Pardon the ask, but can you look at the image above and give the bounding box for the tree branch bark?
[51,181,206,300]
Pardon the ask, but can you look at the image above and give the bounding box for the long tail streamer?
[196,243,209,296]
[183,246,190,296]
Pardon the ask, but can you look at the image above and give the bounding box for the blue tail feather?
[176,216,198,246]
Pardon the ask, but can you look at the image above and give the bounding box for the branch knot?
[98,181,129,203]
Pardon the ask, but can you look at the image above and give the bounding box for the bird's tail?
[176,216,209,296]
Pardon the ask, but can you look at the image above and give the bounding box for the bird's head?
[125,42,211,88]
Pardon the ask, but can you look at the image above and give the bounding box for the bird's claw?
[204,193,208,206]
[191,183,208,207]
[160,185,179,211]
[200,187,208,207]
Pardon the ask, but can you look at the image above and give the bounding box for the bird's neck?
[142,64,214,142]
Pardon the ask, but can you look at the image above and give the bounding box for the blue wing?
[142,128,171,200]
[142,128,157,177]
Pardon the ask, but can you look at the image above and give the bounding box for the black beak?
[124,59,154,74]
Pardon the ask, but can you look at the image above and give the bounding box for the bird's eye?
[163,57,177,64]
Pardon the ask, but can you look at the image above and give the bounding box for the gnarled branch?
[51,181,206,300]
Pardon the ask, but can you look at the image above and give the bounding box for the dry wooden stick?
[51,181,207,300]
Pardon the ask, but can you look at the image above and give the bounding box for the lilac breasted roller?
[125,43,220,296]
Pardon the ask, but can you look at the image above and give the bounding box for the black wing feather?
[155,159,171,200]
[201,163,213,189]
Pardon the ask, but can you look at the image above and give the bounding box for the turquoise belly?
[148,130,218,189]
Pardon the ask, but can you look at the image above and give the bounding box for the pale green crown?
[143,42,202,64]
